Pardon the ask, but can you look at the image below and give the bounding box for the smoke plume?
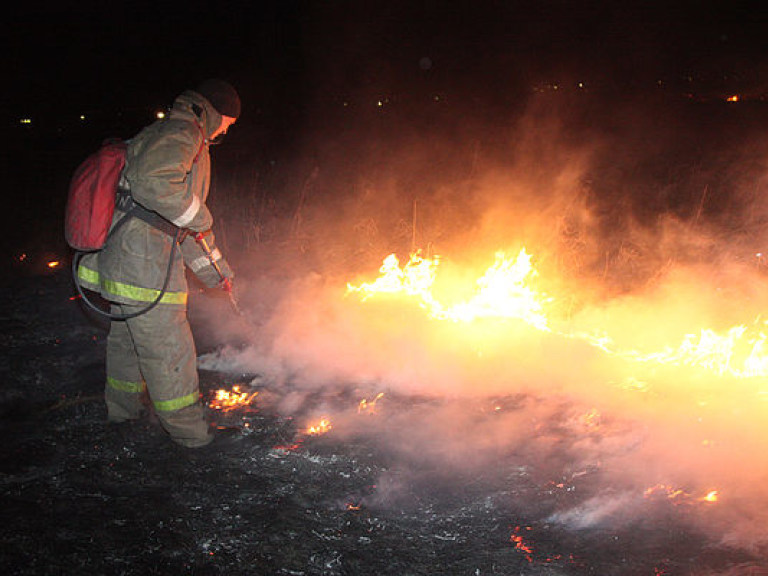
[198,71,768,552]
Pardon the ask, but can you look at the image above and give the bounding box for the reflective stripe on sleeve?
[188,248,222,272]
[171,195,201,227]
[107,376,146,394]
[153,391,199,412]
[77,264,187,305]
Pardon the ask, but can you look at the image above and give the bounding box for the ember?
[510,526,535,563]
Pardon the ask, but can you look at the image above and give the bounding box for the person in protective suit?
[77,79,240,447]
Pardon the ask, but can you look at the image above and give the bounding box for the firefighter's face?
[211,115,237,140]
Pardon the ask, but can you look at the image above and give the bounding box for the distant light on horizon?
[20,118,31,125]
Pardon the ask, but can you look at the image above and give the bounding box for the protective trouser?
[105,303,211,447]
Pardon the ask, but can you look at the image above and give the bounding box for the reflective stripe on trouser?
[107,303,209,446]
[106,317,147,421]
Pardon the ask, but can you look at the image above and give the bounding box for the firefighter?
[77,79,241,447]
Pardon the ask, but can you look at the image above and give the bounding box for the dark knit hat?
[195,79,241,118]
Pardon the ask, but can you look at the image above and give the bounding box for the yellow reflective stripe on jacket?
[107,376,145,394]
[77,264,187,305]
[77,264,100,285]
[153,391,199,412]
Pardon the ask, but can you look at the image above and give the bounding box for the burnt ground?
[5,97,768,576]
[2,257,768,576]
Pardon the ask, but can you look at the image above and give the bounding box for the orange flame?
[644,484,720,505]
[644,484,687,500]
[347,248,550,329]
[700,490,719,503]
[209,385,258,412]
[358,392,385,414]
[620,323,768,379]
[440,249,549,328]
[347,251,440,306]
[348,247,768,383]
[307,417,332,435]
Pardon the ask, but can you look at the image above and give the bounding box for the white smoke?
[196,84,768,553]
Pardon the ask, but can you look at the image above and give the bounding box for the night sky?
[5,1,768,134]
[5,0,768,248]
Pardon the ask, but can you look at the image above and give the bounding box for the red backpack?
[67,130,206,320]
[65,139,127,251]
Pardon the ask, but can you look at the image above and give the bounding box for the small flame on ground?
[644,484,687,500]
[209,385,258,412]
[307,417,332,435]
[644,484,720,505]
[47,260,60,268]
[358,392,384,414]
[700,490,719,503]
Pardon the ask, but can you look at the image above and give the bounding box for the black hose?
[72,228,182,320]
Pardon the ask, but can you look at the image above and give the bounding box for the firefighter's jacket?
[78,90,233,306]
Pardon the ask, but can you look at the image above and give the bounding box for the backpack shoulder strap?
[192,137,206,164]
[190,111,207,164]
